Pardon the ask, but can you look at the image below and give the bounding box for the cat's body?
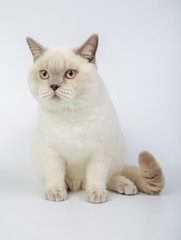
[31,84,124,192]
[27,35,164,203]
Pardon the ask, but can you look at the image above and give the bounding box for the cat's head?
[27,34,100,111]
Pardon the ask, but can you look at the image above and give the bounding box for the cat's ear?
[76,34,98,63]
[26,37,46,61]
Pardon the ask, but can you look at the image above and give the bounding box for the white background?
[0,0,180,239]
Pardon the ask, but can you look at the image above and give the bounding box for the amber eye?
[65,70,76,79]
[39,70,49,80]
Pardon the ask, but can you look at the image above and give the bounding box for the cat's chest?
[51,121,89,144]
[40,114,99,160]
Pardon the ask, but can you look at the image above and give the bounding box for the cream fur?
[27,35,164,203]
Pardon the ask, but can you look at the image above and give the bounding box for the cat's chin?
[52,95,61,101]
[39,95,61,108]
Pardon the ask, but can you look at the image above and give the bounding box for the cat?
[26,34,164,203]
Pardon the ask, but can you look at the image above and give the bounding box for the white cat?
[27,34,164,203]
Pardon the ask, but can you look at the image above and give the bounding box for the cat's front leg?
[42,147,67,202]
[86,155,110,204]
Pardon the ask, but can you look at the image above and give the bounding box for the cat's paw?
[86,189,107,203]
[117,182,137,195]
[45,187,67,202]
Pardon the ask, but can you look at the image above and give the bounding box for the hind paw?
[108,175,138,195]
[117,182,137,195]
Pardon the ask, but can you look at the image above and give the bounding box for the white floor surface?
[1,164,180,240]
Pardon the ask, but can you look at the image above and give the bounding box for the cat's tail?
[121,151,165,195]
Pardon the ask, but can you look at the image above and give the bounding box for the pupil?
[43,71,46,76]
[69,71,73,76]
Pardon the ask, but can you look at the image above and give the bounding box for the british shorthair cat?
[26,34,164,203]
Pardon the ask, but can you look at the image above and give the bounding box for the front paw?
[45,187,67,202]
[86,189,107,204]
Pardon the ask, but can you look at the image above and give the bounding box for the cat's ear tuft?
[26,37,46,61]
[76,34,98,63]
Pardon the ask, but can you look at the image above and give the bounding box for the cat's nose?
[50,84,60,91]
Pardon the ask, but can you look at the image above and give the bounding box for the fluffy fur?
[27,35,164,203]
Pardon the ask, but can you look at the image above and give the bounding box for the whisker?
[69,102,72,122]
[58,86,75,101]
[39,87,54,100]
[63,99,68,122]
[40,89,50,94]
[65,100,68,121]
[70,102,75,122]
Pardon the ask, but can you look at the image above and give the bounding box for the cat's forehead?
[39,47,79,72]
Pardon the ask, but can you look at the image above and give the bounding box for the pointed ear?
[26,37,46,61]
[76,34,98,63]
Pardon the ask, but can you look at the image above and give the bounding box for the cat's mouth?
[49,88,75,102]
[52,94,61,101]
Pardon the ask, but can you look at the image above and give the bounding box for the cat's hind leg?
[107,174,138,195]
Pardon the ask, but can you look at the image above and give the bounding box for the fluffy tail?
[121,151,165,195]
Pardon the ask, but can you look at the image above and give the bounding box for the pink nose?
[50,84,60,91]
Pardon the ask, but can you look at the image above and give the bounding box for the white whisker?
[63,99,68,121]
[39,87,54,100]
[70,102,75,122]
[57,85,75,101]
[69,102,72,122]
[65,100,68,120]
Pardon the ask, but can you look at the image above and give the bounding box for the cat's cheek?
[63,78,74,84]
[63,79,68,84]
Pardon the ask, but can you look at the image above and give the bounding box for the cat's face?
[27,35,99,111]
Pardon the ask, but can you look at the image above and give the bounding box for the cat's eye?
[65,70,76,79]
[39,70,49,80]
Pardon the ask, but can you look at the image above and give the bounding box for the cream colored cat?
[26,34,164,203]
